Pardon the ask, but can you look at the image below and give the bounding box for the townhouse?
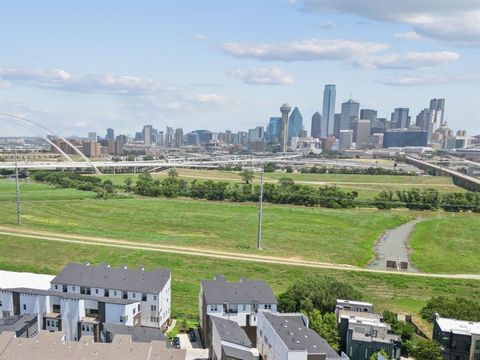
[211,316,259,360]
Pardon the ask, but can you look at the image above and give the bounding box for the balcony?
[119,315,128,323]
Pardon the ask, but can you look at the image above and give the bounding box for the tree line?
[300,166,417,176]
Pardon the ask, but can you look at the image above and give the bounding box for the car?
[172,336,181,349]
[189,329,197,342]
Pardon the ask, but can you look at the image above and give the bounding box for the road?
[0,225,479,280]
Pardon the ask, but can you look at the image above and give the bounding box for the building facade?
[322,85,336,137]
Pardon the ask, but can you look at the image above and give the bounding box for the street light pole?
[257,169,264,250]
[14,150,22,225]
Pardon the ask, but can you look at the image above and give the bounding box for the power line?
[14,150,22,225]
[257,169,264,250]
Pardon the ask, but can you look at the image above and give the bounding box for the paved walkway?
[0,225,479,280]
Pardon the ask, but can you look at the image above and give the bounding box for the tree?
[412,339,442,360]
[308,310,340,351]
[369,349,388,360]
[124,178,133,192]
[168,168,179,178]
[277,275,362,314]
[240,170,254,184]
[420,296,480,322]
[285,166,293,173]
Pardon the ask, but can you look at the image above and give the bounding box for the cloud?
[354,51,460,69]
[378,73,480,86]
[219,38,388,61]
[301,0,480,47]
[194,34,207,41]
[394,31,423,41]
[229,67,294,85]
[319,21,336,30]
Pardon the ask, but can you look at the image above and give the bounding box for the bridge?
[405,156,480,192]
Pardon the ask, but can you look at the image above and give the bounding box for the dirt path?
[0,225,479,280]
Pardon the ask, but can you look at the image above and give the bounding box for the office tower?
[166,126,174,147]
[151,128,159,144]
[225,130,233,144]
[416,109,434,140]
[266,117,282,143]
[311,112,322,138]
[352,119,371,148]
[174,128,184,147]
[429,98,445,130]
[88,132,97,141]
[288,107,303,144]
[360,109,378,127]
[115,134,127,143]
[334,113,341,138]
[186,132,199,146]
[321,85,336,137]
[248,126,265,152]
[81,141,101,157]
[340,99,360,132]
[339,130,353,152]
[383,129,428,148]
[391,108,410,128]
[106,128,114,141]
[279,103,291,152]
[142,125,153,146]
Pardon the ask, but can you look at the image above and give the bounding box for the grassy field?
[92,169,464,200]
[0,179,411,267]
[0,232,479,331]
[410,214,480,274]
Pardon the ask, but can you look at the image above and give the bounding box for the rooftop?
[0,314,37,333]
[261,312,340,358]
[436,316,480,335]
[103,323,167,343]
[336,299,373,308]
[211,316,252,347]
[201,275,277,305]
[52,263,171,294]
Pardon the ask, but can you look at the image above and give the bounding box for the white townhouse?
[199,275,277,348]
[0,263,171,341]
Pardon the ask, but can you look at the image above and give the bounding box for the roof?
[336,299,373,308]
[0,314,37,333]
[52,263,171,294]
[222,344,258,360]
[0,331,186,360]
[261,312,340,358]
[3,287,140,305]
[103,323,167,343]
[211,316,252,347]
[436,316,480,335]
[201,275,276,305]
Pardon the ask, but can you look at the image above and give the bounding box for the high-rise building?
[166,126,174,147]
[288,107,303,144]
[174,128,183,147]
[352,120,371,148]
[142,125,153,146]
[115,134,127,143]
[321,85,336,137]
[134,132,143,141]
[340,99,360,132]
[266,117,282,143]
[186,132,200,146]
[105,128,114,141]
[279,103,291,152]
[391,108,410,128]
[429,98,445,130]
[81,141,101,157]
[88,132,97,141]
[339,130,353,152]
[360,109,378,128]
[416,109,435,140]
[248,126,265,152]
[383,129,428,148]
[334,113,341,138]
[311,112,322,138]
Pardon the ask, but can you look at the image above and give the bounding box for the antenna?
[257,168,264,250]
[14,150,22,225]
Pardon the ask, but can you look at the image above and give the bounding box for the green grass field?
[410,214,480,274]
[0,233,478,331]
[0,179,411,266]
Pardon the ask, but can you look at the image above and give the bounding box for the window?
[95,289,99,294]
[133,293,136,299]
[211,305,218,312]
[133,308,136,314]
[82,324,85,331]
[265,304,272,310]
[242,304,246,311]
[47,320,50,327]
[142,293,147,301]
[114,291,117,296]
[55,285,58,290]
[153,295,157,300]
[151,305,157,311]
[138,304,141,311]
[23,304,26,310]
[72,286,75,291]
[0,300,2,307]
[372,330,378,338]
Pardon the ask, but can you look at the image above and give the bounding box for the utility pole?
[257,169,264,250]
[14,150,22,225]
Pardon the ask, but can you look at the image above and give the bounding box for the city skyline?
[0,0,479,136]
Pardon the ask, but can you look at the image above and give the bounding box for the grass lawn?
[0,233,478,330]
[410,213,480,274]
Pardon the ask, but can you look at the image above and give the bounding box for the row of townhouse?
[0,263,171,342]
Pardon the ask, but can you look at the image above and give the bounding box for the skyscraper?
[429,98,445,130]
[391,108,410,128]
[142,125,153,146]
[279,103,291,152]
[174,128,183,147]
[266,117,281,143]
[288,107,303,144]
[88,132,97,141]
[416,108,434,141]
[321,85,336,137]
[360,109,378,127]
[340,99,359,132]
[351,119,371,148]
[311,112,322,138]
[106,128,114,141]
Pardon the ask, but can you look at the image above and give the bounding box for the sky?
[0,0,479,137]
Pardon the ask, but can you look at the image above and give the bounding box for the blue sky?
[1,0,479,137]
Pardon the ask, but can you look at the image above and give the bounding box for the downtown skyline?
[0,0,479,137]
